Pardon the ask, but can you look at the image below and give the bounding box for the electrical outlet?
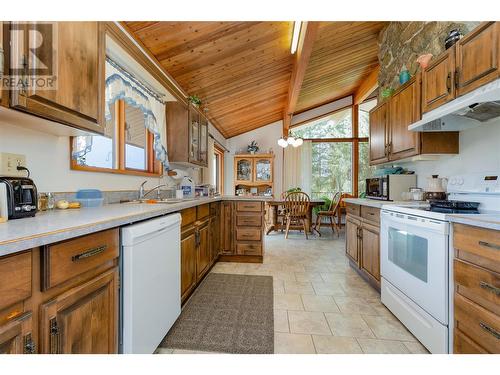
[0,153,27,177]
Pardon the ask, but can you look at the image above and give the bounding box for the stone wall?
[377,22,480,94]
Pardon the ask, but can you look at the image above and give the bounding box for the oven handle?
[381,210,448,233]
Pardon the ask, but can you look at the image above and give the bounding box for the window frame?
[214,143,225,194]
[70,99,162,177]
[290,100,371,197]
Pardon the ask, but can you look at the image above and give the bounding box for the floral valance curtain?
[105,59,169,170]
[72,59,169,170]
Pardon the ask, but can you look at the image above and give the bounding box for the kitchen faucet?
[138,180,168,200]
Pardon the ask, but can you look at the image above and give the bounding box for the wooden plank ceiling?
[123,21,387,138]
[295,21,387,113]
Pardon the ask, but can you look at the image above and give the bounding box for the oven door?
[380,210,449,324]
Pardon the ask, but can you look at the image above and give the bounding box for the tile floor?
[158,228,429,354]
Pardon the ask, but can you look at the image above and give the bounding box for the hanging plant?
[188,94,202,107]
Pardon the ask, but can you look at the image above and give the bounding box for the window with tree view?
[290,98,376,199]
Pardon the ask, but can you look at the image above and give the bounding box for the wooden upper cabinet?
[389,76,420,160]
[456,22,500,96]
[166,101,208,168]
[10,22,105,134]
[422,46,456,113]
[39,268,118,354]
[369,101,389,164]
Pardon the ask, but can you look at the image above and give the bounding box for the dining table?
[265,198,326,235]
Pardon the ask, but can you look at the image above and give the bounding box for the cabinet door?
[220,201,234,255]
[422,47,456,113]
[345,216,360,263]
[0,312,34,354]
[181,230,197,301]
[40,268,118,354]
[235,158,253,182]
[360,222,380,282]
[389,77,420,160]
[210,214,220,263]
[199,115,209,167]
[0,22,5,106]
[369,102,389,165]
[196,221,211,281]
[255,158,272,182]
[10,22,105,133]
[456,22,500,97]
[188,106,200,164]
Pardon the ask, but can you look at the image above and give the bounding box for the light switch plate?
[0,153,27,177]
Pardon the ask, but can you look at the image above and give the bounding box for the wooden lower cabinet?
[345,215,360,263]
[180,203,221,303]
[219,200,265,262]
[345,203,381,290]
[39,268,118,354]
[196,219,210,281]
[453,223,500,354]
[360,222,381,282]
[0,312,34,354]
[180,229,197,302]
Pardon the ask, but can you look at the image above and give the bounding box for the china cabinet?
[233,154,274,196]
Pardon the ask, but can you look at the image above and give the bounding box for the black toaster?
[0,176,38,219]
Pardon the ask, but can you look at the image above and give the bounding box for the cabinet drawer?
[236,214,262,227]
[236,201,262,212]
[236,243,262,256]
[197,204,210,219]
[454,259,500,315]
[454,328,488,354]
[181,207,197,228]
[41,229,119,290]
[345,203,360,217]
[454,224,500,273]
[454,293,500,354]
[361,205,380,224]
[0,251,32,312]
[236,228,261,241]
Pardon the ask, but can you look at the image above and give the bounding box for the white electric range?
[379,172,500,354]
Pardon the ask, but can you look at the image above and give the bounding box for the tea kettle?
[425,175,448,200]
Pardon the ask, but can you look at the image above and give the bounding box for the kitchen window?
[290,96,376,198]
[71,99,161,177]
[213,144,225,194]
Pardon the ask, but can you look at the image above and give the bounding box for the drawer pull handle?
[478,241,500,251]
[479,281,500,296]
[479,322,500,340]
[72,245,107,262]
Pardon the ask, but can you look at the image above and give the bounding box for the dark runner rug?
[161,273,274,354]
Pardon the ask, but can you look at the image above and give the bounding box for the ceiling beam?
[353,65,380,105]
[283,21,319,135]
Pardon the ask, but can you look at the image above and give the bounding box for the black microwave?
[366,175,417,201]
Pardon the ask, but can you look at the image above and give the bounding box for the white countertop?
[0,195,271,257]
[447,214,500,231]
[342,198,419,208]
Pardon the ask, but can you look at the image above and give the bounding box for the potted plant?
[247,140,259,154]
[188,94,202,107]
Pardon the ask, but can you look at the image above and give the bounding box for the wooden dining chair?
[276,191,288,232]
[283,192,311,239]
[313,192,341,237]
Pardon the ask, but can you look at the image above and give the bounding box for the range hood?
[409,78,500,132]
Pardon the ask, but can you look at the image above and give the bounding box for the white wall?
[394,119,500,187]
[224,120,283,196]
[0,119,229,193]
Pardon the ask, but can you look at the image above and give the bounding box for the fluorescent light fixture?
[290,21,302,54]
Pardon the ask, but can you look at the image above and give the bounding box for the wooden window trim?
[70,100,162,177]
[214,143,225,194]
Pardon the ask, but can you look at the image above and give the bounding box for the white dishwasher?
[120,213,181,354]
